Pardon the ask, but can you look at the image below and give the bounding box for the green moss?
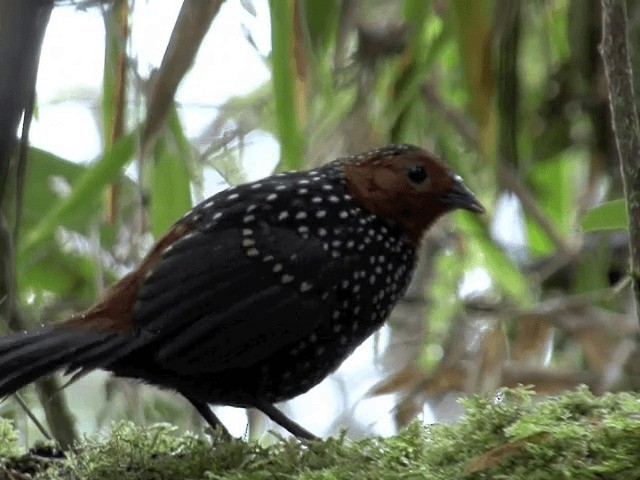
[3,387,640,478]
[0,418,20,457]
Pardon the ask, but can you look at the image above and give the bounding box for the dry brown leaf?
[510,314,554,367]
[465,432,550,474]
[394,395,423,427]
[368,364,424,397]
[105,0,129,224]
[476,320,508,391]
[574,327,610,375]
[422,365,468,397]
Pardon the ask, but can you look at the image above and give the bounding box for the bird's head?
[341,144,485,244]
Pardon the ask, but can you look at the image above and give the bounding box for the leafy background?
[1,0,638,449]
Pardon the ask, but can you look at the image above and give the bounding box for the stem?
[600,0,640,325]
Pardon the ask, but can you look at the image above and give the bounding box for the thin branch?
[497,164,576,258]
[34,376,81,449]
[141,0,224,152]
[104,0,129,225]
[600,0,640,325]
[421,81,477,147]
[11,392,52,441]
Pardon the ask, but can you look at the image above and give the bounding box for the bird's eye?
[406,164,428,185]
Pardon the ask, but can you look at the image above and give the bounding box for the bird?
[0,144,484,440]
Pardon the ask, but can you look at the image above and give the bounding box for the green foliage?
[303,0,339,54]
[21,148,101,237]
[20,134,135,261]
[525,151,581,255]
[0,419,20,458]
[151,145,190,237]
[457,214,532,304]
[150,111,192,238]
[14,142,139,308]
[269,0,304,171]
[581,199,628,232]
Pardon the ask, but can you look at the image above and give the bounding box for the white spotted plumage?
[178,150,418,403]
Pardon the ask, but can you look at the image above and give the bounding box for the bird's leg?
[185,395,231,439]
[253,399,318,440]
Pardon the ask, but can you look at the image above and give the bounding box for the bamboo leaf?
[150,133,192,238]
[269,0,304,171]
[142,0,223,149]
[303,0,338,53]
[20,134,135,260]
[581,199,628,232]
[451,0,496,157]
[525,153,580,255]
[21,148,100,233]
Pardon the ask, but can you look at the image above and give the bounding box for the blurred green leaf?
[21,148,101,234]
[150,135,192,238]
[451,0,495,128]
[167,107,190,156]
[303,0,338,53]
[20,134,135,261]
[389,0,432,143]
[20,258,79,297]
[573,242,612,299]
[457,214,532,304]
[269,0,304,171]
[581,199,627,232]
[545,0,571,62]
[525,151,580,255]
[422,249,466,369]
[19,253,100,301]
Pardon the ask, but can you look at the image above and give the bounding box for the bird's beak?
[440,176,485,213]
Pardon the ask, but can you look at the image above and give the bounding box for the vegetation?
[1,0,640,465]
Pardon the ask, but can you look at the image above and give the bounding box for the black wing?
[131,216,356,375]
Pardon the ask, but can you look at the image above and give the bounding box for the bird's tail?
[0,328,131,397]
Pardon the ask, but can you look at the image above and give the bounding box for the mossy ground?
[2,386,640,479]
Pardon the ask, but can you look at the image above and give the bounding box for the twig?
[421,81,477,147]
[34,376,79,450]
[141,0,224,152]
[334,0,357,71]
[11,392,52,441]
[497,164,575,258]
[14,85,36,243]
[532,279,630,312]
[104,0,129,225]
[600,0,640,325]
